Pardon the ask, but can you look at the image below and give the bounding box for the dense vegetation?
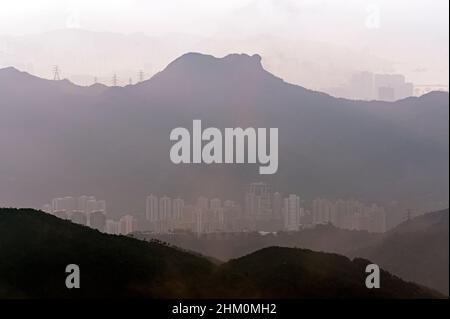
[354,209,449,295]
[139,209,449,295]
[0,208,214,298]
[0,208,443,298]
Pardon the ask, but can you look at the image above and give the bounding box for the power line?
[53,66,61,81]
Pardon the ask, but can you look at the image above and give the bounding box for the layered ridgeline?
[138,209,449,295]
[0,208,443,298]
[354,209,449,295]
[0,53,448,217]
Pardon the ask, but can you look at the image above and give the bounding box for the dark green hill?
[0,208,443,298]
[353,209,449,295]
[138,209,449,295]
[211,247,442,299]
[0,208,214,298]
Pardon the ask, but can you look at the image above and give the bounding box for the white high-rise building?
[283,194,300,231]
[77,195,89,212]
[51,196,76,214]
[197,196,209,212]
[210,198,221,211]
[172,198,184,220]
[96,200,106,213]
[119,215,137,235]
[52,197,65,212]
[106,219,119,235]
[146,194,159,222]
[86,198,98,214]
[70,211,87,226]
[245,182,272,218]
[272,192,283,219]
[63,196,76,213]
[193,207,203,235]
[159,196,172,220]
[90,211,106,231]
[312,198,333,225]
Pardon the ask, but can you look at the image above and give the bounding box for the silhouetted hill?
[212,247,441,299]
[389,208,449,234]
[0,53,448,217]
[0,208,214,298]
[137,209,449,295]
[353,209,449,295]
[137,225,381,261]
[0,67,107,96]
[0,208,443,298]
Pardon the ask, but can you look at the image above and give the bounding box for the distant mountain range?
[0,29,395,89]
[140,209,449,295]
[0,53,448,219]
[0,208,444,298]
[354,209,449,295]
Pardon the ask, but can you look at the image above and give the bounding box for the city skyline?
[0,0,447,301]
[41,182,388,235]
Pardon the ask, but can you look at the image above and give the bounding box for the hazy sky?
[1,0,447,41]
[0,0,448,87]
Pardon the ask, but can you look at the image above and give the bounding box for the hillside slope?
[0,208,443,298]
[137,225,381,261]
[212,247,442,299]
[353,209,449,295]
[0,208,214,298]
[137,209,449,295]
[0,53,448,216]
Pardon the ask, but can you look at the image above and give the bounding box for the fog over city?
[0,0,448,95]
[0,0,448,300]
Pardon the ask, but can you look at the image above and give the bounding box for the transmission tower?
[112,74,117,86]
[129,77,133,85]
[139,70,144,82]
[53,66,61,80]
[94,76,98,84]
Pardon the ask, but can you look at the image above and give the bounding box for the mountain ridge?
[0,60,448,103]
[0,53,448,220]
[0,208,444,298]
[353,209,449,295]
[137,209,449,295]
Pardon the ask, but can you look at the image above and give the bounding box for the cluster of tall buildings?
[145,183,386,234]
[312,198,386,233]
[42,183,387,236]
[145,194,242,234]
[243,183,302,231]
[239,183,385,233]
[42,196,137,235]
[144,184,306,234]
[42,196,106,229]
[107,215,138,235]
[326,71,415,101]
[352,72,414,101]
